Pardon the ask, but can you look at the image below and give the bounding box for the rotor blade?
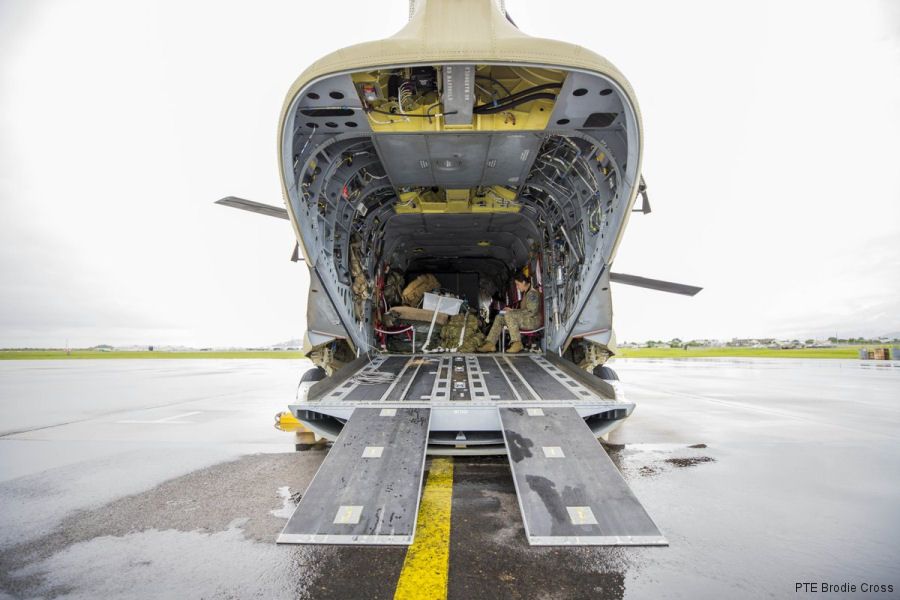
[215,196,289,220]
[609,272,702,296]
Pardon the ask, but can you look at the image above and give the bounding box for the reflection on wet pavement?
[0,358,897,598]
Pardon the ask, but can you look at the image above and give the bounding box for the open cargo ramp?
[277,406,430,545]
[303,353,618,404]
[499,406,667,546]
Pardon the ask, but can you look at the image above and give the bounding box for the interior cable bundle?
[352,370,397,385]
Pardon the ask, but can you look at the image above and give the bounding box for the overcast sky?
[1,0,898,348]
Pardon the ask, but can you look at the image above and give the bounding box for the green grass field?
[0,350,306,360]
[612,346,879,359]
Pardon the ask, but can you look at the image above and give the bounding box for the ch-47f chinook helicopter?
[218,0,700,547]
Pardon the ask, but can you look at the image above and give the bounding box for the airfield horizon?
[0,350,306,360]
[0,346,894,360]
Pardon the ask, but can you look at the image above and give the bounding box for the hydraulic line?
[473,82,562,111]
[475,74,511,96]
[473,92,557,114]
[367,106,457,119]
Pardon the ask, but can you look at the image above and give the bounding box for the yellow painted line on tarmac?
[393,457,454,600]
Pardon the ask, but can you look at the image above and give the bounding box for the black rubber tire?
[300,367,327,382]
[593,365,619,381]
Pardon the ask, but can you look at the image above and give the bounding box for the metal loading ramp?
[499,407,668,546]
[305,353,618,404]
[277,407,430,545]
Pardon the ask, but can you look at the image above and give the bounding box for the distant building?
[689,339,722,347]
[730,338,776,347]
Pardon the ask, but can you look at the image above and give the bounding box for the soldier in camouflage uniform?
[478,271,542,354]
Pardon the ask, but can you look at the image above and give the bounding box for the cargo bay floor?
[0,357,898,599]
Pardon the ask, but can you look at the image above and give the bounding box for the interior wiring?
[473,92,557,114]
[475,74,511,96]
[425,101,442,123]
[361,168,387,182]
[366,110,397,124]
[297,105,367,112]
[296,125,318,160]
[351,370,397,385]
[397,81,412,114]
[472,82,562,112]
[368,106,457,119]
[474,82,498,104]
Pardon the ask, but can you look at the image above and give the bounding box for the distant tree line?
[827,337,897,345]
[633,336,899,349]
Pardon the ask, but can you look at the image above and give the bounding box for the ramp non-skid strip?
[465,355,495,401]
[529,355,598,400]
[277,407,430,545]
[428,356,453,402]
[498,406,667,546]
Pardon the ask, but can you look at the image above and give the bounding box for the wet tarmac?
[0,357,898,599]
